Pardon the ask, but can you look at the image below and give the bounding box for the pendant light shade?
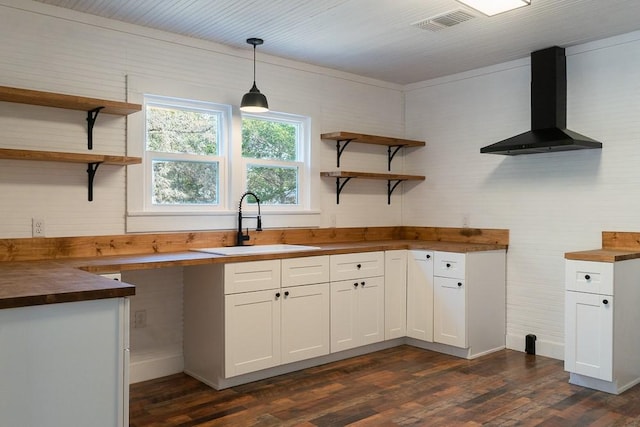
[240,38,269,113]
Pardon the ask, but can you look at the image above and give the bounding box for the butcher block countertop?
[0,227,509,310]
[565,231,640,262]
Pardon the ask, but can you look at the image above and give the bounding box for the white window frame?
[240,111,310,212]
[143,95,229,213]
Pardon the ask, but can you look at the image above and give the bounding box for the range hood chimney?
[480,46,602,155]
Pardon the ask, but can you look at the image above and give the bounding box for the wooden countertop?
[0,240,506,310]
[564,249,640,263]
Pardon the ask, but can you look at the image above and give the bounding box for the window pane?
[246,164,298,205]
[147,106,219,155]
[152,160,218,205]
[242,117,297,160]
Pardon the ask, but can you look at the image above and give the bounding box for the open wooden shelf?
[321,131,425,169]
[320,132,425,147]
[0,148,141,166]
[0,85,143,201]
[321,171,425,204]
[0,85,141,115]
[320,171,425,181]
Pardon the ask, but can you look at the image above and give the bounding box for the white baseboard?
[506,333,564,360]
[130,354,184,384]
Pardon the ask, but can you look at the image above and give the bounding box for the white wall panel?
[404,33,640,359]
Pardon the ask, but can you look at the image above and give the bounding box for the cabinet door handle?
[356,264,362,269]
[426,254,431,259]
[603,299,609,305]
[585,274,591,280]
[284,291,289,297]
[353,282,359,288]
[361,281,365,287]
[275,292,281,299]
[446,263,451,268]
[458,282,462,287]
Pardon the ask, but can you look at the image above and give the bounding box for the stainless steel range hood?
[480,46,602,155]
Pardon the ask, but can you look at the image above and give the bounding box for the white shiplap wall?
[404,32,640,359]
[0,0,405,238]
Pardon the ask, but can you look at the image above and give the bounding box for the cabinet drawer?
[434,252,466,279]
[330,251,384,281]
[224,260,281,294]
[565,260,613,295]
[282,256,330,287]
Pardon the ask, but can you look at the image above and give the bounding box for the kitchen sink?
[191,244,321,256]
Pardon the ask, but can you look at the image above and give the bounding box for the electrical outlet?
[32,217,45,237]
[133,310,147,328]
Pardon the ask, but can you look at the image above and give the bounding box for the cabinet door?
[225,289,281,377]
[407,250,434,342]
[330,279,359,352]
[564,291,613,381]
[281,283,330,364]
[385,250,407,339]
[358,276,385,346]
[434,277,466,348]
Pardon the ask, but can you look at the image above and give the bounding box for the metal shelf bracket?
[86,106,105,150]
[387,179,405,204]
[387,145,402,171]
[335,176,352,204]
[87,162,102,201]
[336,139,354,167]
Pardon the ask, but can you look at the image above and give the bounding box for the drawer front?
[282,256,330,287]
[224,260,281,294]
[565,260,613,295]
[330,251,384,281]
[434,251,466,279]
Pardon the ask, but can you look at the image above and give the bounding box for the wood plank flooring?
[130,345,640,426]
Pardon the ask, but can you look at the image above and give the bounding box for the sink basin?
[191,244,321,256]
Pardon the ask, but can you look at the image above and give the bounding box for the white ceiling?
[32,0,640,84]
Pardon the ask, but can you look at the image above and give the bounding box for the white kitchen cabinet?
[330,276,385,352]
[385,250,407,339]
[330,252,385,353]
[0,298,130,427]
[564,259,640,394]
[225,288,282,376]
[432,250,505,358]
[184,256,330,388]
[406,250,434,342]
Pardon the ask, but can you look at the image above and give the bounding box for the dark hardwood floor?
[130,345,640,426]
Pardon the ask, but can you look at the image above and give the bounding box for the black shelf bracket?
[87,162,102,201]
[334,176,352,204]
[387,179,405,204]
[336,139,354,167]
[86,107,105,150]
[387,145,402,171]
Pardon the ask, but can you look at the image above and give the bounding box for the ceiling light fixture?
[240,37,269,113]
[456,0,530,16]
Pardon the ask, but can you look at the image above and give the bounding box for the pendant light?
[240,37,269,113]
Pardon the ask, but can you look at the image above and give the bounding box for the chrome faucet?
[236,191,262,246]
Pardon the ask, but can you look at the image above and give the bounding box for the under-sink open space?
[190,244,321,256]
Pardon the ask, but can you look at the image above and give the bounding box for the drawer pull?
[446,263,451,268]
[585,274,591,280]
[357,264,362,269]
[458,282,462,287]
[603,299,609,305]
[426,254,431,259]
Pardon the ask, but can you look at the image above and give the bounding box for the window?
[241,112,308,208]
[144,96,228,211]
